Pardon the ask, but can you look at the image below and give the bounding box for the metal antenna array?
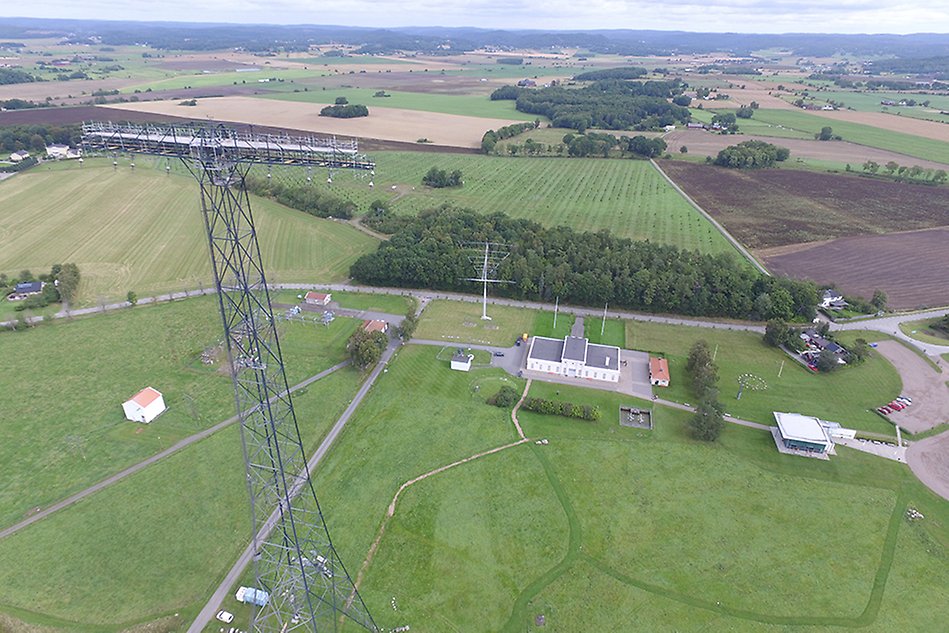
[82,122,376,633]
[461,241,513,320]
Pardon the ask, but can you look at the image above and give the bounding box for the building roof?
[585,343,619,370]
[562,336,588,362]
[649,357,670,381]
[11,150,29,158]
[451,352,472,363]
[822,289,842,300]
[304,291,330,301]
[774,412,831,445]
[14,281,42,293]
[528,336,565,363]
[128,387,163,408]
[362,319,387,333]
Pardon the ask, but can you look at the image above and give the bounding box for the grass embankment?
[0,159,379,306]
[0,295,358,529]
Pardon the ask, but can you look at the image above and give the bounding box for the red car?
[888,402,904,411]
[877,407,891,415]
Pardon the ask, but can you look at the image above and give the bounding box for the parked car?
[896,396,912,405]
[493,351,505,357]
[216,611,234,624]
[877,407,890,415]
[888,402,904,411]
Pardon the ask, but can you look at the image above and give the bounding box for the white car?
[216,610,234,624]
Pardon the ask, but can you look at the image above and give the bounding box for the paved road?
[0,360,349,542]
[187,339,400,633]
[834,307,949,356]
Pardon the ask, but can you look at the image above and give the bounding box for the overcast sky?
[5,1,949,34]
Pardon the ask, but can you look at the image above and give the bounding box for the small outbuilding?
[122,387,166,424]
[9,150,29,162]
[304,291,331,306]
[648,357,670,387]
[451,352,474,372]
[363,319,388,334]
[45,144,70,159]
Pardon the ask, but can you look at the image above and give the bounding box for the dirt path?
[871,340,949,434]
[353,380,532,591]
[907,431,949,502]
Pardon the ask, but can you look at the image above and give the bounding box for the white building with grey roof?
[526,334,621,383]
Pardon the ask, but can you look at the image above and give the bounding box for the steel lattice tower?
[82,122,377,633]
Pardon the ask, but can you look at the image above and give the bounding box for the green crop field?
[626,320,902,434]
[0,365,364,630]
[751,109,949,164]
[0,160,379,306]
[0,295,359,530]
[279,152,737,255]
[259,88,536,120]
[304,345,949,632]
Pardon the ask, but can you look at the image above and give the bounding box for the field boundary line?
[650,159,770,275]
[0,360,350,541]
[352,438,530,593]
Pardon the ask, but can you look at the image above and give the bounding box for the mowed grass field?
[626,320,901,434]
[0,160,379,306]
[415,299,561,346]
[260,88,536,120]
[307,345,949,632]
[0,364,365,630]
[0,295,360,530]
[751,108,949,164]
[275,152,737,255]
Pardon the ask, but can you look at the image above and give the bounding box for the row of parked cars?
[877,395,912,416]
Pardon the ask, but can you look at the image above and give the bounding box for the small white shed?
[450,353,474,372]
[122,387,166,423]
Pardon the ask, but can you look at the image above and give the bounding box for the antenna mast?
[461,241,512,320]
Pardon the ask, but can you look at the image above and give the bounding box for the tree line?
[0,124,80,153]
[349,206,820,321]
[244,174,357,219]
[422,167,463,188]
[713,140,790,169]
[490,79,691,132]
[480,121,539,154]
[573,66,648,81]
[685,341,725,441]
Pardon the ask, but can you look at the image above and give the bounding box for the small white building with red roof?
[122,387,166,424]
[304,291,331,306]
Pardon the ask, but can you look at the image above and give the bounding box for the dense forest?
[350,207,818,321]
[491,80,691,132]
[0,124,80,153]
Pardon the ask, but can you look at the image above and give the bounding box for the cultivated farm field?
[0,159,379,306]
[660,161,949,249]
[287,152,738,255]
[310,345,949,632]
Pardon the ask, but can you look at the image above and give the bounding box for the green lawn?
[625,321,902,434]
[259,88,536,121]
[268,152,737,255]
[751,109,949,164]
[583,316,626,348]
[532,310,575,339]
[415,299,540,346]
[310,346,948,632]
[0,366,364,630]
[899,317,949,346]
[0,159,379,306]
[272,288,415,315]
[0,295,359,529]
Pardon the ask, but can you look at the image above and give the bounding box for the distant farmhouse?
[7,280,43,301]
[9,150,29,162]
[820,289,848,311]
[45,144,81,160]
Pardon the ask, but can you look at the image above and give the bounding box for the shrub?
[488,385,520,408]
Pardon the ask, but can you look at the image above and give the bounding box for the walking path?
[187,340,399,633]
[352,380,532,593]
[0,360,350,542]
